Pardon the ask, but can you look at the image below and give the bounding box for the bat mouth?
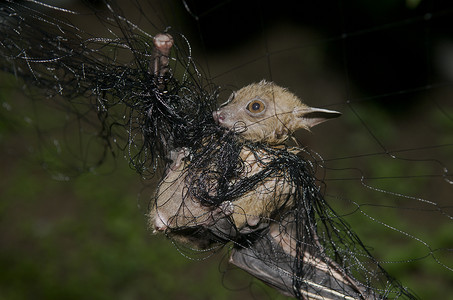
[166,226,229,249]
[212,110,224,124]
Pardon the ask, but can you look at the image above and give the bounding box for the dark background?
[1,0,452,299]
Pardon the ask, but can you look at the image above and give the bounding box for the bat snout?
[212,110,225,124]
[153,213,169,232]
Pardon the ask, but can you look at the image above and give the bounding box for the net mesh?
[0,0,452,299]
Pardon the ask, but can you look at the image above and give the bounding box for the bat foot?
[150,33,174,87]
[153,33,174,55]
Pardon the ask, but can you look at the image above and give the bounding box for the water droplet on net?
[443,167,453,184]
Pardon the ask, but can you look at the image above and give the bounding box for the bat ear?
[294,107,341,129]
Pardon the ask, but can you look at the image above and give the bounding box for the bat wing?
[229,222,374,300]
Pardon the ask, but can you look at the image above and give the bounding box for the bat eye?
[246,99,265,114]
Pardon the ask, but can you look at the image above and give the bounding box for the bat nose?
[153,215,168,232]
[212,110,225,123]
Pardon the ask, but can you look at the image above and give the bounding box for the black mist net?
[2,1,450,299]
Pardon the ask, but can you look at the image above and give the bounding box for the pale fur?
[149,146,295,236]
[150,81,340,248]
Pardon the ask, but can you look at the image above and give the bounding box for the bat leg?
[229,222,375,300]
[150,33,174,89]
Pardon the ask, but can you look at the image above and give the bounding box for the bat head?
[213,80,341,144]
